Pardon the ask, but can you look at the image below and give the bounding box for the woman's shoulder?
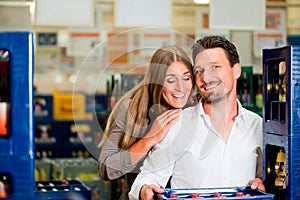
[111,98,131,127]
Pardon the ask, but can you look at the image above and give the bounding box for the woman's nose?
[175,80,185,91]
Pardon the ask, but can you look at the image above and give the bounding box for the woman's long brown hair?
[99,45,194,150]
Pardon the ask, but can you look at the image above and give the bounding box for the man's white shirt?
[129,100,263,200]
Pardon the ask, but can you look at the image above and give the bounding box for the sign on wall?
[253,9,287,57]
[114,0,172,27]
[35,0,94,26]
[209,0,265,30]
[195,8,230,41]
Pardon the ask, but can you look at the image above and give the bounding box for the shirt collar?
[192,98,245,121]
[191,100,206,120]
[235,99,246,122]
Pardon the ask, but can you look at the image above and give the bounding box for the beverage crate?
[35,180,91,200]
[35,159,54,181]
[158,187,275,199]
[51,158,111,200]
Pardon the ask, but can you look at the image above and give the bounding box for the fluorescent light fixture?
[194,0,210,4]
[0,1,32,6]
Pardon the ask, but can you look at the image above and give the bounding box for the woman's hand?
[129,109,181,165]
[144,109,182,147]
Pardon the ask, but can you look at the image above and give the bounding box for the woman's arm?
[98,109,182,180]
[98,122,136,180]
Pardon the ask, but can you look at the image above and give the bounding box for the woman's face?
[162,61,193,108]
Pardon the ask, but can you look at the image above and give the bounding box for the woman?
[98,45,196,199]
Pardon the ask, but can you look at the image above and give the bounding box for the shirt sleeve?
[128,148,175,200]
[129,107,201,199]
[98,99,138,180]
[98,122,136,180]
[128,110,196,199]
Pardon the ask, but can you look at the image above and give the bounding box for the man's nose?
[202,69,218,83]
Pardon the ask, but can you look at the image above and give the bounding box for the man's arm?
[128,147,175,200]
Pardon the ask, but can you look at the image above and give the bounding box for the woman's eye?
[183,76,191,81]
[166,78,176,83]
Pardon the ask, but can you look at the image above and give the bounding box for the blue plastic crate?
[0,32,35,200]
[157,187,275,199]
[35,180,92,200]
[262,45,300,199]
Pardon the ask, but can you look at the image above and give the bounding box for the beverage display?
[263,45,300,200]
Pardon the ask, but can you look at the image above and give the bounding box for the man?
[128,36,265,200]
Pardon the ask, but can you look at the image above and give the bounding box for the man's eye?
[212,65,219,69]
[195,69,204,75]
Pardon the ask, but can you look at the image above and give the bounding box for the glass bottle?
[274,148,286,188]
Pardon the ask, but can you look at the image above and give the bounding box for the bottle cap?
[236,192,244,196]
[61,180,68,185]
[214,193,222,197]
[191,193,200,198]
[170,194,178,198]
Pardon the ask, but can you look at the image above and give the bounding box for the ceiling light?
[193,0,210,4]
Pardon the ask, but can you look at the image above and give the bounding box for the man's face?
[193,47,240,104]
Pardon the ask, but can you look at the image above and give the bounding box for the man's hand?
[139,184,164,200]
[250,178,265,191]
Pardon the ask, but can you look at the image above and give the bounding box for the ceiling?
[0,0,202,5]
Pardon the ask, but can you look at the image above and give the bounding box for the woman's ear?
[233,63,241,79]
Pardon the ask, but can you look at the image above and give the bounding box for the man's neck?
[203,97,238,142]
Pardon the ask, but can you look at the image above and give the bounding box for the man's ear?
[233,63,241,79]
